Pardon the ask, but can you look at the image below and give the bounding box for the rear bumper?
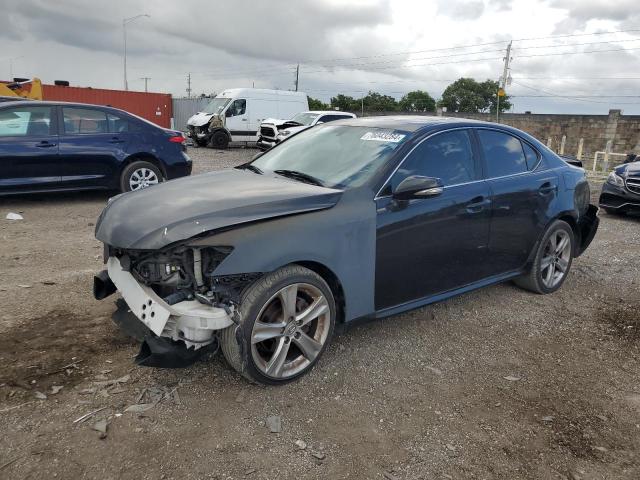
[576,204,599,256]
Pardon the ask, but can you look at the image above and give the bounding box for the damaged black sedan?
[94,117,599,385]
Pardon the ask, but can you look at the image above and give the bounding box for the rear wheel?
[221,265,336,385]
[120,160,162,192]
[514,220,574,294]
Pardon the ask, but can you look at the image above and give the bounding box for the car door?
[57,106,129,188]
[0,104,60,193]
[225,99,249,141]
[475,128,559,275]
[375,129,492,310]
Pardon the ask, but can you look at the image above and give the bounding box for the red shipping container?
[42,84,173,128]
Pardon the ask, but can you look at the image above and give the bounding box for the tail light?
[169,134,186,144]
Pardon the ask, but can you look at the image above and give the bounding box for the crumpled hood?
[261,118,289,127]
[187,112,215,127]
[280,125,309,136]
[95,169,343,250]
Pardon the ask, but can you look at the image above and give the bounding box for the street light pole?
[123,14,150,91]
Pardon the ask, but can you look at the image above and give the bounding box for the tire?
[120,160,163,192]
[514,220,574,294]
[221,265,336,385]
[209,130,229,149]
[194,138,207,147]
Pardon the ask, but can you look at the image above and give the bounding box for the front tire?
[514,220,574,294]
[209,130,229,149]
[120,160,162,192]
[221,265,336,385]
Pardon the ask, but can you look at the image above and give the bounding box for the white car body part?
[186,88,309,143]
[107,257,233,349]
[258,111,356,150]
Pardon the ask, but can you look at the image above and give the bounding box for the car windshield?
[290,112,320,126]
[202,98,231,115]
[251,125,409,189]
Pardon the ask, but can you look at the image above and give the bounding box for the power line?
[516,46,640,59]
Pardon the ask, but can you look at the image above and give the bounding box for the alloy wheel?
[540,230,571,289]
[250,283,331,379]
[129,168,159,191]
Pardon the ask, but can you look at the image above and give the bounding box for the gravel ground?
[0,146,638,480]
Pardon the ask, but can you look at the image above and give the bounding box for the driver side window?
[227,99,246,117]
[390,129,476,191]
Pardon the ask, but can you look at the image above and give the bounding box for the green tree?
[360,91,398,112]
[438,78,511,114]
[398,90,436,112]
[307,96,329,110]
[330,94,359,112]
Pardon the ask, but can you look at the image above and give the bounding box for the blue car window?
[478,130,528,178]
[107,113,129,133]
[0,106,52,137]
[391,129,476,189]
[522,142,539,170]
[63,107,108,134]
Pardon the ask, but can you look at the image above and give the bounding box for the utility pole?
[294,64,299,92]
[140,77,151,92]
[497,41,512,123]
[123,14,150,91]
[186,73,192,98]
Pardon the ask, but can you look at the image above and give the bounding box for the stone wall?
[357,109,640,169]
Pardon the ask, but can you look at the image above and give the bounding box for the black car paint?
[599,161,640,213]
[0,101,192,194]
[95,117,599,323]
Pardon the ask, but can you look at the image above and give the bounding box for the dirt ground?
[0,146,638,480]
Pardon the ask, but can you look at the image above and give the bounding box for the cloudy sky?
[2,0,639,114]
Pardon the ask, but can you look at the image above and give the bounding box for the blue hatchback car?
[0,101,192,194]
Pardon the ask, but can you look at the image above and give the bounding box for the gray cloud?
[549,0,636,22]
[436,1,485,20]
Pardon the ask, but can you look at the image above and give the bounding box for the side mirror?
[392,176,444,200]
[225,109,232,117]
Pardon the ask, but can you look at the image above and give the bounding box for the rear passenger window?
[522,142,539,170]
[107,113,129,133]
[391,130,476,189]
[63,108,108,134]
[477,130,527,178]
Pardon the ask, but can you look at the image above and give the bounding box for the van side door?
[225,99,249,142]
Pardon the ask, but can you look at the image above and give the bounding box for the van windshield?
[202,98,231,115]
[251,125,409,189]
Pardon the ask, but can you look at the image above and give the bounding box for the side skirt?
[372,269,524,321]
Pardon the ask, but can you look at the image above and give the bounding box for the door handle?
[538,182,557,195]
[466,196,491,214]
[36,141,57,148]
[241,118,248,121]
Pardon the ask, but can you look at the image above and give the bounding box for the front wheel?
[514,220,574,294]
[221,265,336,385]
[208,130,229,149]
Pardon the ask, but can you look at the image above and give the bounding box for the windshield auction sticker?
[361,131,406,143]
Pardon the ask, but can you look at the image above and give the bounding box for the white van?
[186,88,308,149]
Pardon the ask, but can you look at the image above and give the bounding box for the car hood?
[616,161,640,176]
[95,169,343,250]
[187,112,215,127]
[280,125,309,136]
[261,118,289,127]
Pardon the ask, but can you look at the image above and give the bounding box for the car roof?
[328,115,492,132]
[0,100,118,108]
[304,111,356,116]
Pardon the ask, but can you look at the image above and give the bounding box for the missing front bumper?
[97,257,234,349]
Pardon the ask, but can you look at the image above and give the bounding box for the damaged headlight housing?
[607,171,625,188]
